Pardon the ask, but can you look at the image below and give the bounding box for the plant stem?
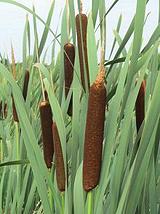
[87,191,92,214]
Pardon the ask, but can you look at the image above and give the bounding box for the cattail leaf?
[68,0,76,44]
[34,63,51,83]
[113,30,127,57]
[74,163,85,214]
[38,0,55,57]
[87,14,98,84]
[109,14,122,59]
[92,0,99,26]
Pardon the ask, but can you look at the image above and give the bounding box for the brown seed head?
[76,13,90,91]
[23,70,30,101]
[39,100,54,169]
[64,43,75,116]
[52,122,66,192]
[12,95,19,122]
[83,70,106,191]
[136,80,146,131]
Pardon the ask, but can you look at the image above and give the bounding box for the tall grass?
[0,0,160,213]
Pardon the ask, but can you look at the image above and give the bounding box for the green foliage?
[0,0,160,213]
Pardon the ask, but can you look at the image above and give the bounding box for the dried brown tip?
[4,103,7,119]
[12,95,19,122]
[39,100,54,169]
[136,80,146,132]
[76,13,90,91]
[44,90,49,101]
[83,70,106,192]
[64,43,75,116]
[22,70,30,101]
[52,122,66,192]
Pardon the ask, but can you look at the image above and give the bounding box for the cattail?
[4,103,7,119]
[52,122,66,192]
[64,43,75,116]
[83,67,106,192]
[12,95,19,122]
[39,100,54,169]
[22,70,30,101]
[76,13,90,91]
[136,80,146,132]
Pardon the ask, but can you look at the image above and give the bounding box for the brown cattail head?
[12,95,19,122]
[83,68,106,192]
[136,80,146,132]
[52,122,66,192]
[76,13,90,91]
[22,70,30,101]
[4,103,7,119]
[39,100,54,169]
[64,43,75,116]
[64,43,75,97]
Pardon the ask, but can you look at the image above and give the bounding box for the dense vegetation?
[0,0,160,213]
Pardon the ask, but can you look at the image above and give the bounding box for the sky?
[0,0,158,61]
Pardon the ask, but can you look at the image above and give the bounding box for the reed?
[39,100,54,169]
[83,67,106,192]
[64,43,75,116]
[76,13,90,91]
[52,122,66,192]
[136,80,146,132]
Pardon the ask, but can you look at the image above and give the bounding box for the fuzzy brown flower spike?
[83,67,106,192]
[22,70,30,101]
[52,122,66,192]
[76,13,90,91]
[64,43,75,116]
[39,100,54,169]
[136,80,146,132]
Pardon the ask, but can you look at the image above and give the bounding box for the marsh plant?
[0,0,160,213]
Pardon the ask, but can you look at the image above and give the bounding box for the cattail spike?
[83,69,106,192]
[23,70,30,101]
[64,43,75,116]
[52,122,66,192]
[39,101,54,169]
[12,95,19,122]
[76,13,90,91]
[136,80,146,132]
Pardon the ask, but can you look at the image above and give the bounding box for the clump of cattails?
[136,80,146,132]
[83,66,106,192]
[39,100,54,169]
[76,12,90,91]
[52,122,66,192]
[64,43,75,116]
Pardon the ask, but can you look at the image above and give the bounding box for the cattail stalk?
[52,122,65,192]
[76,13,90,91]
[83,67,106,192]
[39,100,54,169]
[136,80,146,132]
[64,43,75,116]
